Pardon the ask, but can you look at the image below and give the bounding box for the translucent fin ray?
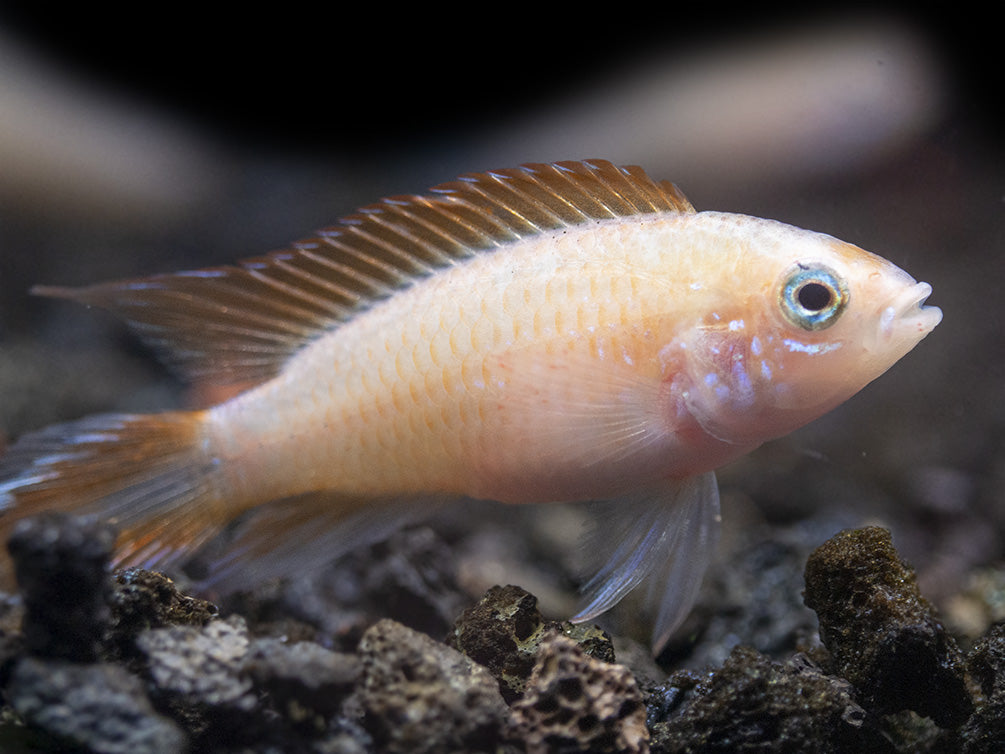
[571,472,720,652]
[189,493,441,594]
[0,411,232,579]
[34,160,694,386]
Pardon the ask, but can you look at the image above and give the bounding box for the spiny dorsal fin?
[35,160,695,387]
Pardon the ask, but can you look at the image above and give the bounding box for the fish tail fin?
[0,410,231,581]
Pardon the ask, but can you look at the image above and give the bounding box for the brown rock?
[803,526,973,727]
[355,618,510,753]
[511,632,648,754]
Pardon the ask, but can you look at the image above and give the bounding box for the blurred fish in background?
[0,14,949,221]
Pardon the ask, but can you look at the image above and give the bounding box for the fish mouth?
[880,281,942,338]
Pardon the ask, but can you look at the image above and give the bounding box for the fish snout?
[879,281,942,339]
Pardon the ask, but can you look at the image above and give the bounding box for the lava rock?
[6,512,115,661]
[672,524,823,670]
[105,568,218,663]
[958,622,1005,752]
[510,632,648,754]
[228,525,467,650]
[651,646,894,753]
[448,583,614,702]
[243,637,360,720]
[137,613,255,711]
[7,654,187,753]
[355,618,511,754]
[803,526,973,727]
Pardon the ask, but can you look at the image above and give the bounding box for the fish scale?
[0,160,940,651]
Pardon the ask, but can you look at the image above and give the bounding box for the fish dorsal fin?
[35,160,694,387]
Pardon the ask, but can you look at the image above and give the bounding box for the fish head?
[673,221,941,445]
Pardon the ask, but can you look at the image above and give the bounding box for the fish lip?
[880,281,942,338]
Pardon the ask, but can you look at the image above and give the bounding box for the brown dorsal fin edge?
[34,160,695,389]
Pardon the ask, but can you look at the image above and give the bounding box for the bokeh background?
[0,7,1000,648]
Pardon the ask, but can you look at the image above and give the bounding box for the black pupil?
[797,282,832,311]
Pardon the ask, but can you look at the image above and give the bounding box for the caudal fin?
[0,410,229,582]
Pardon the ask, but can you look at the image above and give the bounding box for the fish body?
[0,161,941,649]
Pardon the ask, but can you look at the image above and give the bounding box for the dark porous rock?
[510,632,648,754]
[242,637,360,720]
[643,668,706,730]
[8,654,187,753]
[137,613,254,708]
[651,646,894,753]
[958,623,1005,752]
[0,591,24,681]
[7,512,115,661]
[230,525,467,650]
[355,617,511,754]
[105,567,218,663]
[967,622,1005,699]
[803,526,973,727]
[673,525,823,670]
[448,583,614,702]
[136,613,257,744]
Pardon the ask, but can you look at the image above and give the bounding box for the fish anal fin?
[188,493,439,594]
[571,472,720,653]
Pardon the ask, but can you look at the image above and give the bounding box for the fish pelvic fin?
[33,161,694,388]
[0,410,231,581]
[571,472,720,654]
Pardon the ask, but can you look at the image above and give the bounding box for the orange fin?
[0,410,231,578]
[34,160,694,387]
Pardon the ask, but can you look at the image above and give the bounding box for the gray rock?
[243,637,360,718]
[355,618,511,754]
[8,655,187,753]
[137,613,255,709]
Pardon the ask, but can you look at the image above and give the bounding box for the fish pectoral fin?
[188,493,442,594]
[570,472,720,653]
[489,343,671,472]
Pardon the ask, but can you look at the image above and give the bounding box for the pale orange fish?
[0,160,941,649]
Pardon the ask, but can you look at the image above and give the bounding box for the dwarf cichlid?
[0,160,941,650]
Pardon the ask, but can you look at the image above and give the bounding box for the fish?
[0,160,941,650]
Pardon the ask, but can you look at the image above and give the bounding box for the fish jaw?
[878,280,942,343]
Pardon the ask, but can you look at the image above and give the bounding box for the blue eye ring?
[779,264,848,331]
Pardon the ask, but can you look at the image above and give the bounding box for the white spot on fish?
[731,361,755,407]
[783,338,842,355]
[728,319,744,331]
[750,336,762,356]
[880,306,896,335]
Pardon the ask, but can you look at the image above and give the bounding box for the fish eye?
[779,265,849,331]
